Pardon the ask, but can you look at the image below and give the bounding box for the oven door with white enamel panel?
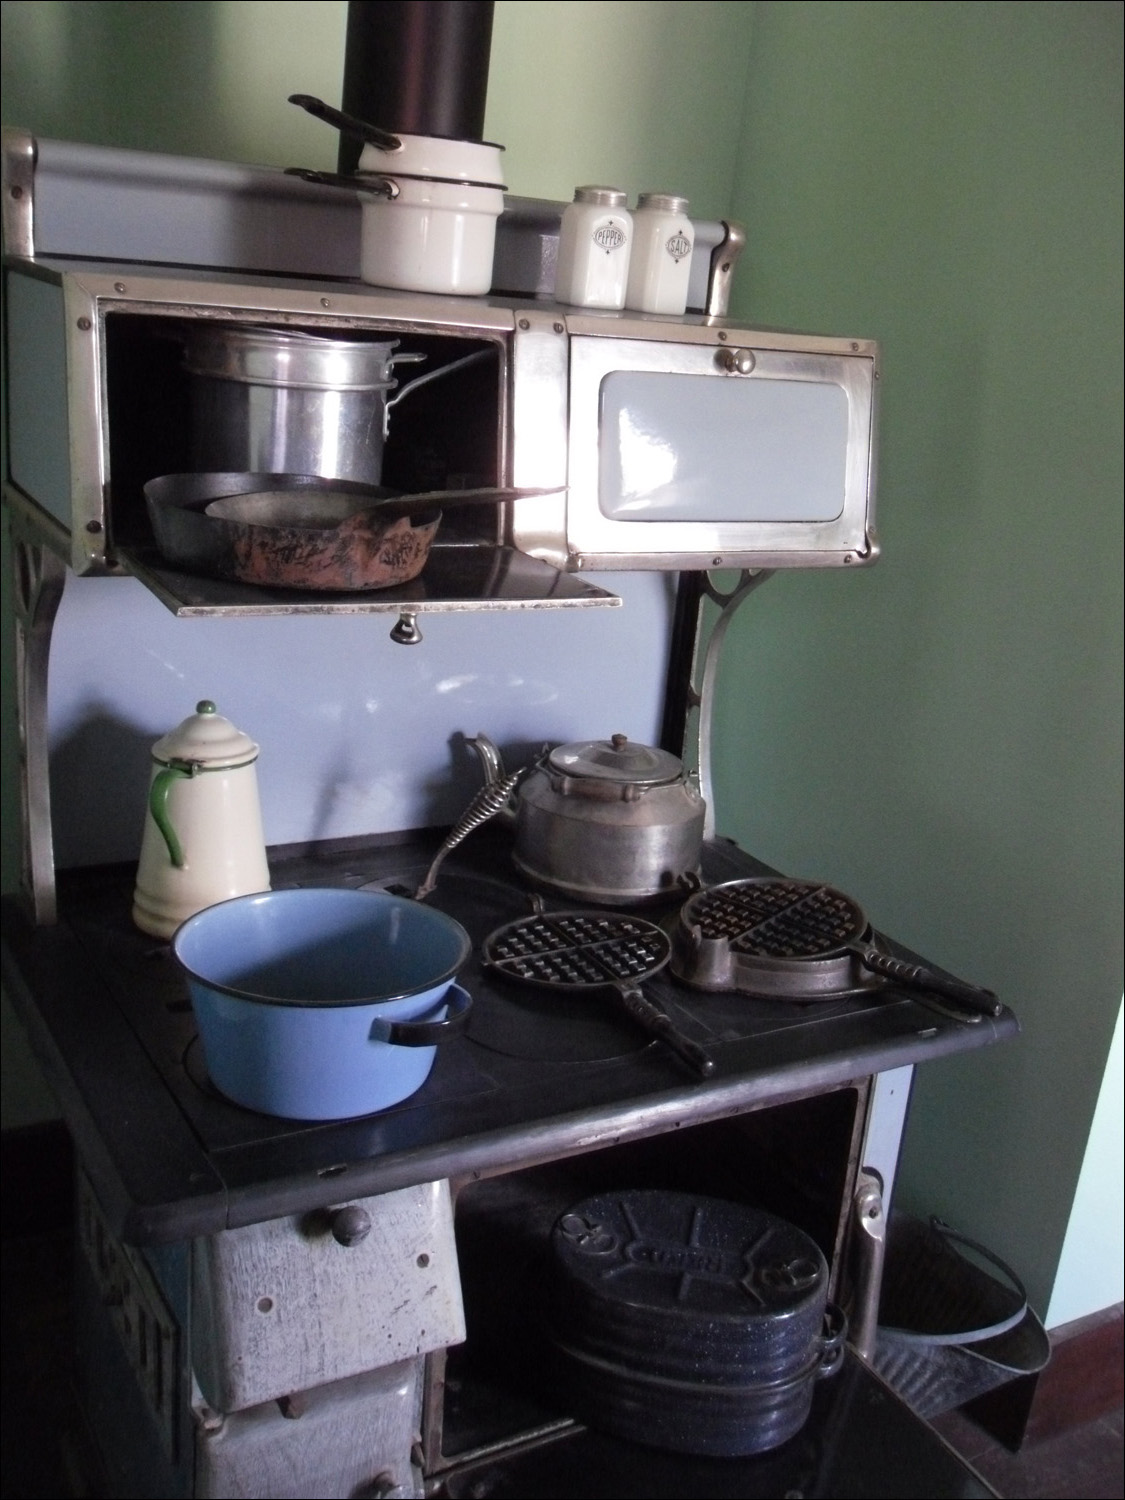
[552,321,879,571]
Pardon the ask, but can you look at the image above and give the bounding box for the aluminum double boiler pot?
[181,325,488,486]
[473,733,705,905]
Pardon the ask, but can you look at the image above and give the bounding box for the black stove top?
[1,827,1018,1246]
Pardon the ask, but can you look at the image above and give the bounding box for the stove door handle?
[368,983,472,1047]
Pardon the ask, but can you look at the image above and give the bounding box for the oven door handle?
[368,982,472,1047]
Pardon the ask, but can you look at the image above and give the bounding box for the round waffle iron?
[671,878,1001,1015]
[482,911,714,1076]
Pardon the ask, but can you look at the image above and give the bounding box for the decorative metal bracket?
[8,511,66,923]
[680,568,774,842]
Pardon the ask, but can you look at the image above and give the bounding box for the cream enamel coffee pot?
[132,700,270,939]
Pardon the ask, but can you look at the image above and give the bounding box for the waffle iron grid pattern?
[484,913,669,989]
[687,882,865,959]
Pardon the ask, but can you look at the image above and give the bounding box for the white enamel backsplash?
[46,572,677,868]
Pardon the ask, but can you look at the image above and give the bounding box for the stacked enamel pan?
[289,94,506,295]
[354,132,505,295]
[544,1190,845,1457]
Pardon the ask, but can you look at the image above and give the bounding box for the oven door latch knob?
[715,345,755,375]
[330,1204,373,1246]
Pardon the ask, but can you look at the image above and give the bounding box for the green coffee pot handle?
[149,762,199,868]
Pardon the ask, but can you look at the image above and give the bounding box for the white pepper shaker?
[555,186,633,309]
[625,192,695,315]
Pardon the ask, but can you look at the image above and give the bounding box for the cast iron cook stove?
[1,820,1014,1499]
[1,9,1012,1490]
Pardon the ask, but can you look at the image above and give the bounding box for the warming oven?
[2,10,1012,1496]
[1,185,878,583]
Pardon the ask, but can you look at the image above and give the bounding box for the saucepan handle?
[857,942,1002,1017]
[616,985,714,1078]
[368,983,472,1047]
[284,166,400,199]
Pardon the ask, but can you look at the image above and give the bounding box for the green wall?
[717,1,1123,1312]
[2,1,1121,1317]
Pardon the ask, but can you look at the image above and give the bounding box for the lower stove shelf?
[430,1353,996,1499]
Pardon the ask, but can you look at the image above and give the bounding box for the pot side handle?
[817,1304,848,1379]
[367,983,471,1047]
[384,349,496,436]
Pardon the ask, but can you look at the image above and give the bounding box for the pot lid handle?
[288,94,402,153]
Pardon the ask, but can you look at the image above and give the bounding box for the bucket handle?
[881,1216,1029,1347]
[367,982,471,1047]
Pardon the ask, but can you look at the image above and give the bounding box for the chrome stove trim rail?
[1,127,36,258]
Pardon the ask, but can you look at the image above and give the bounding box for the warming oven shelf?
[1,829,1018,1248]
[118,542,622,617]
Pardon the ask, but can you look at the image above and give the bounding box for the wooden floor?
[2,1222,1122,1500]
[931,1402,1124,1499]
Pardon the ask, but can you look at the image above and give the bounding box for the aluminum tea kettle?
[469,733,705,905]
[132,700,270,939]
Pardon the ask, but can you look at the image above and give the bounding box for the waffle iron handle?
[857,946,1002,1018]
[616,986,715,1077]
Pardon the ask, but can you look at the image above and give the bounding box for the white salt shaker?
[555,186,633,309]
[625,193,695,315]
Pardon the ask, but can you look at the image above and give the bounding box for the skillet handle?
[368,983,472,1047]
[617,985,714,1078]
[858,946,1002,1017]
[284,166,399,199]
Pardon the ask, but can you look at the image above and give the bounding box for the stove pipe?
[338,0,496,173]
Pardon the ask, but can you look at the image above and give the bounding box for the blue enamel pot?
[172,887,472,1120]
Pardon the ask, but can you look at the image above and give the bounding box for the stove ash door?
[76,1173,464,1499]
[190,1181,464,1415]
